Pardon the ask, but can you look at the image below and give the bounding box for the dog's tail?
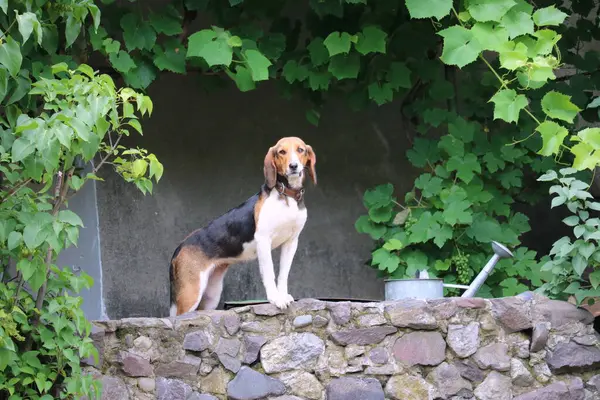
[168,244,183,317]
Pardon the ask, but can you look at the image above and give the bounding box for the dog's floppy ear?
[263,146,277,188]
[306,144,317,185]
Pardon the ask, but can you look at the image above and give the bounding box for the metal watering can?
[384,241,514,300]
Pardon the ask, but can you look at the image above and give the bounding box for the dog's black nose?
[289,162,298,170]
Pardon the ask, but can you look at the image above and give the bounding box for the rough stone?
[587,374,600,392]
[217,353,241,373]
[533,298,594,328]
[242,335,267,364]
[155,358,199,378]
[183,330,211,352]
[133,336,152,351]
[532,362,552,383]
[278,371,323,400]
[260,332,325,373]
[293,315,313,328]
[474,371,512,400]
[227,366,286,400]
[188,394,218,400]
[326,377,385,400]
[357,312,387,327]
[507,333,530,359]
[368,347,389,365]
[121,352,153,377]
[455,297,487,309]
[426,362,473,399]
[345,344,366,359]
[531,322,549,352]
[240,318,282,337]
[447,322,480,358]
[101,376,130,400]
[453,359,485,383]
[223,313,241,335]
[385,300,437,329]
[213,337,239,356]
[385,374,433,400]
[514,378,585,400]
[253,303,284,316]
[199,367,229,395]
[156,377,192,400]
[393,331,446,366]
[546,341,600,373]
[428,299,458,320]
[511,358,534,387]
[312,315,329,327]
[329,302,352,325]
[330,326,397,346]
[574,334,599,346]
[490,297,532,333]
[269,397,305,400]
[473,343,511,371]
[291,298,327,312]
[137,377,155,393]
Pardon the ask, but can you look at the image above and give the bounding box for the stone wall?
[87,294,600,400]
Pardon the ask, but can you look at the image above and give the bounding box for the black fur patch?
[182,192,261,259]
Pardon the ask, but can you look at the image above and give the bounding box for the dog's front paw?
[267,291,293,310]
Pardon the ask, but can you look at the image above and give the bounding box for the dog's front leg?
[278,236,298,307]
[255,234,288,309]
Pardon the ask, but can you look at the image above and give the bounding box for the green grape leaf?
[123,60,157,90]
[407,138,441,168]
[499,42,528,70]
[355,26,387,55]
[441,186,473,226]
[414,173,444,198]
[103,38,120,54]
[438,135,465,157]
[408,211,439,243]
[0,36,22,77]
[355,215,387,240]
[500,9,534,39]
[577,127,600,150]
[541,91,581,123]
[386,62,411,90]
[532,5,568,26]
[405,0,452,20]
[363,183,394,208]
[307,38,329,66]
[466,213,502,243]
[489,89,528,123]
[226,65,255,92]
[438,26,482,68]
[323,31,352,56]
[153,39,186,73]
[187,29,232,67]
[471,22,508,51]
[371,248,400,273]
[308,71,331,91]
[368,82,393,105]
[533,29,560,55]
[499,168,523,189]
[571,142,600,171]
[16,12,43,45]
[433,224,453,248]
[108,51,136,73]
[244,49,272,81]
[282,60,309,84]
[467,0,516,22]
[149,9,182,35]
[483,152,506,173]
[121,13,157,51]
[447,153,482,183]
[259,33,286,60]
[328,53,360,80]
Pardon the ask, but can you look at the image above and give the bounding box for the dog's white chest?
[258,191,307,247]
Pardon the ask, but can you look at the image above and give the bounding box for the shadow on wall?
[95,74,421,319]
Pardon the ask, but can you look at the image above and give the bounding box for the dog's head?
[263,137,317,189]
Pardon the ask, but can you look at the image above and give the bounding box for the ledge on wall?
[86,294,600,400]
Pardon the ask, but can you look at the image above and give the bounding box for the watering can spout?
[461,241,514,298]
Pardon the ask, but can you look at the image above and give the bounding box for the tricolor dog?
[169,137,317,316]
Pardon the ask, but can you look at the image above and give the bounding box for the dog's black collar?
[265,175,305,202]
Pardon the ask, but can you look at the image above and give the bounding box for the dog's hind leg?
[198,263,229,310]
[171,246,215,315]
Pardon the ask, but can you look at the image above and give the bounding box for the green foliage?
[0,1,162,399]
[537,169,600,304]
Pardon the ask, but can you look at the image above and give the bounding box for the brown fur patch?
[263,137,317,186]
[254,191,267,225]
[171,245,211,315]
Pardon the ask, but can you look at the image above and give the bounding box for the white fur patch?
[256,189,307,246]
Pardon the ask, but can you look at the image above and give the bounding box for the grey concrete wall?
[95,73,420,319]
[57,163,106,321]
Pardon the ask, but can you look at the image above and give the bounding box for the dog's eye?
[278,149,287,155]
[297,148,305,154]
